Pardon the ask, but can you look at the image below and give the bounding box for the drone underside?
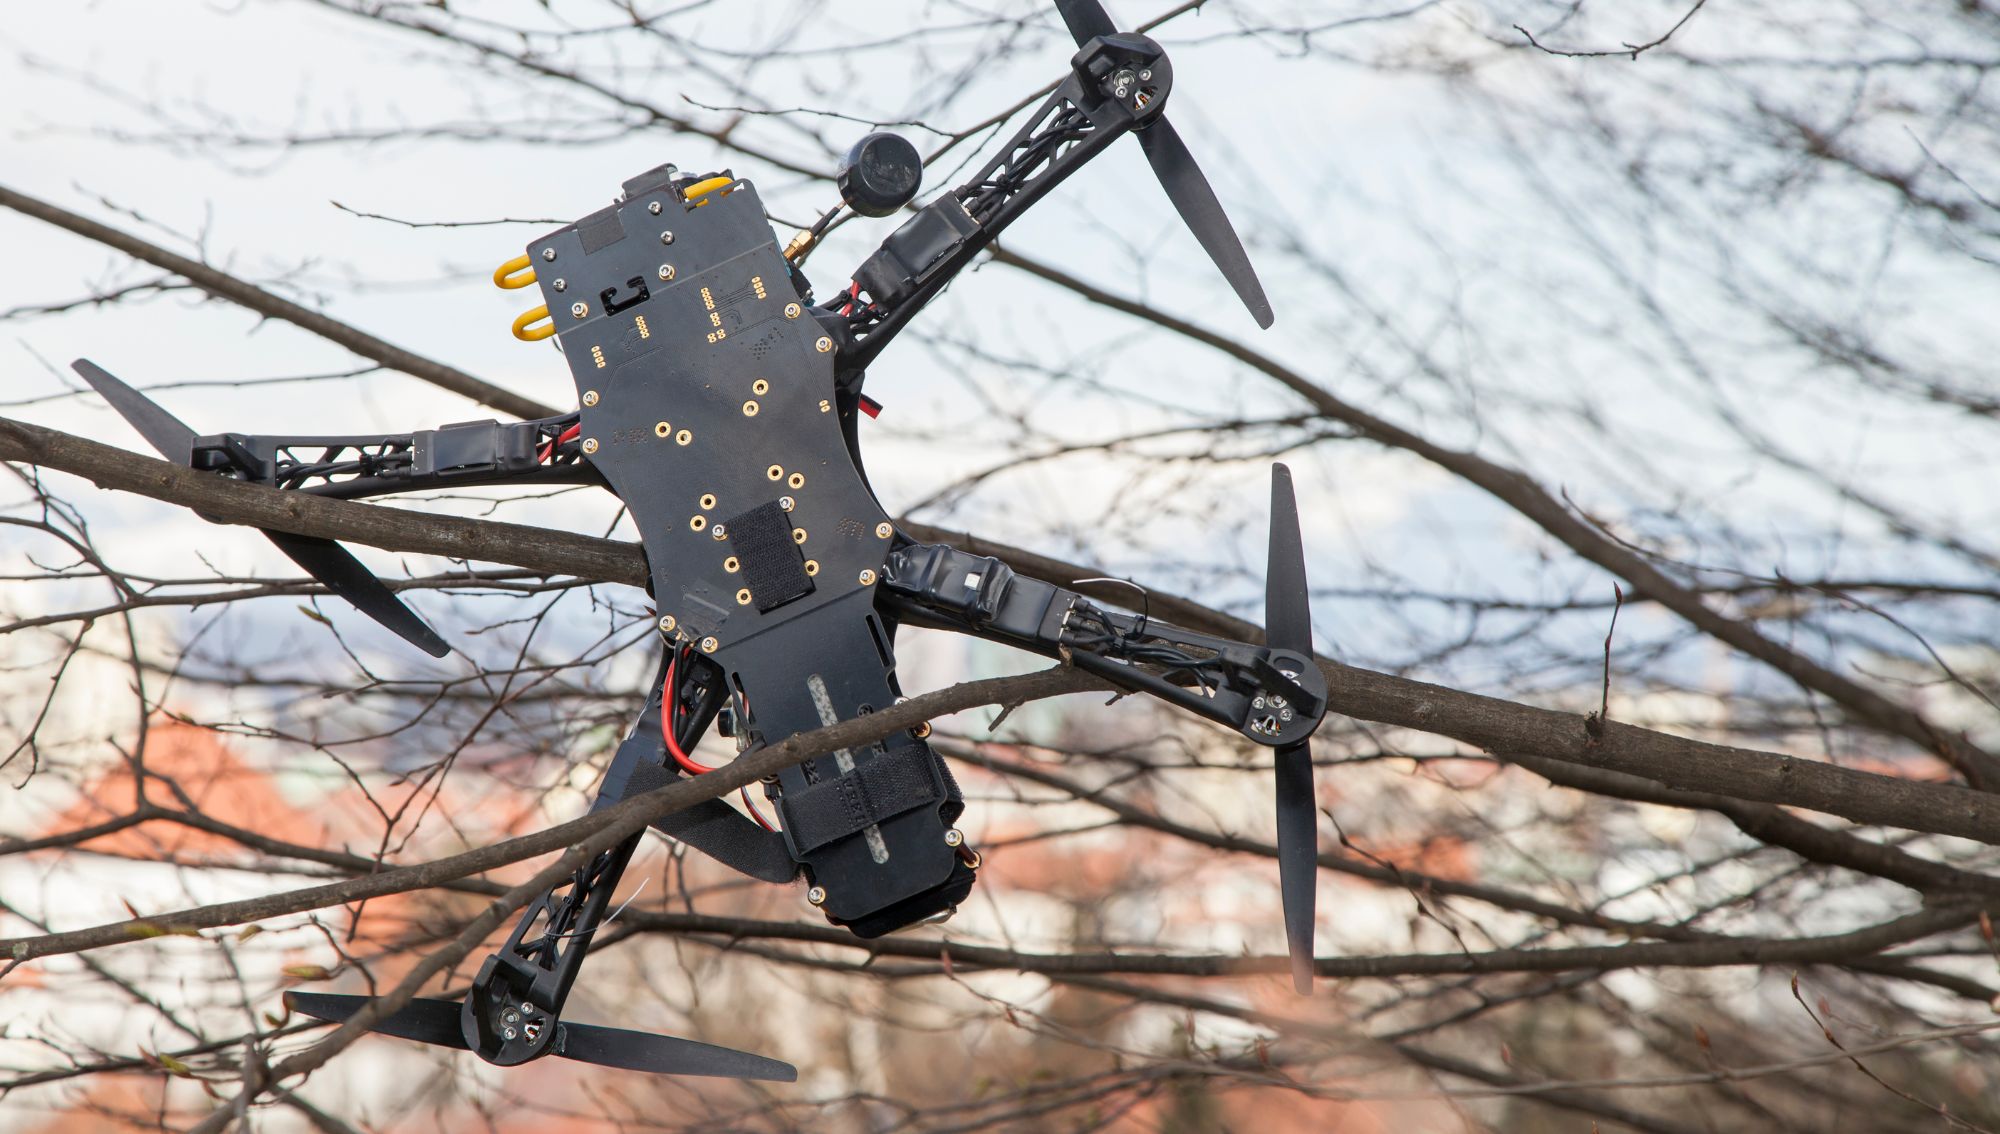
[69,0,1328,1082]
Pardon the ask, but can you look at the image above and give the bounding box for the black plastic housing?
[853,197,980,306]
[837,132,924,218]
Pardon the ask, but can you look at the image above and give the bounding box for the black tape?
[725,500,814,613]
[577,205,625,254]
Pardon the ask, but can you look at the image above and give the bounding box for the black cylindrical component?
[837,132,923,217]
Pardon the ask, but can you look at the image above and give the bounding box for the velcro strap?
[724,499,814,613]
[781,742,943,854]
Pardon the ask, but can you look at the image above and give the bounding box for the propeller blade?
[284,992,469,1051]
[1054,0,1118,46]
[1135,118,1275,329]
[1266,463,1315,993]
[1266,465,1311,656]
[72,359,196,460]
[264,531,451,657]
[557,1020,798,1082]
[70,359,449,658]
[1273,741,1316,994]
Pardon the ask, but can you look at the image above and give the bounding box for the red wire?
[538,423,584,464]
[660,653,714,774]
[740,788,777,832]
[660,651,777,831]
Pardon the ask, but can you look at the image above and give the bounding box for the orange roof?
[43,719,340,860]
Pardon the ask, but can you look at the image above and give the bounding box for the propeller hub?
[1070,34,1171,122]
[465,956,560,1065]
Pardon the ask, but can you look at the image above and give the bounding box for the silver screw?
[648,201,663,215]
[660,230,675,245]
[815,336,832,353]
[784,302,801,319]
[1253,696,1266,710]
[658,264,676,281]
[1139,68,1152,80]
[944,829,964,848]
[858,569,877,586]
[874,522,892,539]
[503,1009,520,1024]
[581,437,599,454]
[570,301,588,318]
[807,886,827,906]
[582,390,599,407]
[541,248,557,262]
[1280,708,1294,722]
[659,615,677,633]
[712,524,728,540]
[502,1026,518,1040]
[700,635,719,653]
[553,278,567,292]
[779,496,795,511]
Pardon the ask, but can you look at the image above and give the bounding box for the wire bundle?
[659,646,777,831]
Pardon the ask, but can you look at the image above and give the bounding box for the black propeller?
[1052,0,1275,329]
[70,360,450,657]
[284,992,797,1081]
[1265,463,1317,993]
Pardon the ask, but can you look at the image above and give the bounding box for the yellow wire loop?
[684,176,735,206]
[493,254,537,289]
[512,305,555,342]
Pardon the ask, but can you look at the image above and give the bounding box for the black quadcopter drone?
[72,0,1326,1083]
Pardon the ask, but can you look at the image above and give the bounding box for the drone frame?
[68,0,1327,1081]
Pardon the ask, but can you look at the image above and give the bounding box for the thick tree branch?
[615,904,1981,981]
[12,418,2000,851]
[0,666,1094,965]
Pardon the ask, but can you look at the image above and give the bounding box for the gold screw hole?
[787,472,805,489]
[743,400,759,417]
[752,379,770,395]
[735,588,752,606]
[792,528,808,545]
[804,559,819,576]
[676,429,693,446]
[654,421,672,438]
[690,515,707,532]
[699,493,717,510]
[723,556,740,573]
[766,464,784,481]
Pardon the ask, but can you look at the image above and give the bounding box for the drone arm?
[188,411,604,502]
[829,42,1166,370]
[462,648,793,1065]
[879,541,1324,747]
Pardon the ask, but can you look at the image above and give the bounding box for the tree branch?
[12,417,2000,850]
[0,183,557,421]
